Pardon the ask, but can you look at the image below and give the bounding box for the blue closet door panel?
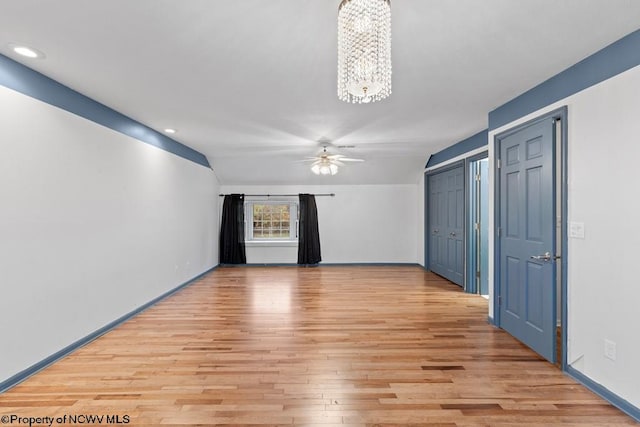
[429,166,464,286]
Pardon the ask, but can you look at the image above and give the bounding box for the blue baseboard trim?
[0,265,219,394]
[566,366,640,422]
[221,263,422,268]
[0,53,210,169]
[222,263,298,267]
[320,262,421,267]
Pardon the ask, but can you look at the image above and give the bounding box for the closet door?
[428,166,464,286]
[444,167,464,285]
[428,173,446,275]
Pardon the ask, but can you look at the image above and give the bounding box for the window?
[245,201,298,242]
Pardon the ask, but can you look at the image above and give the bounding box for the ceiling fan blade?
[327,154,364,161]
[297,147,363,167]
[293,159,319,163]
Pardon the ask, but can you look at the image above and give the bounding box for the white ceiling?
[1,1,640,184]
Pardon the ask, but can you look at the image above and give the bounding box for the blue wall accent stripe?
[0,265,218,394]
[567,366,640,422]
[426,129,488,168]
[490,29,640,130]
[0,53,210,168]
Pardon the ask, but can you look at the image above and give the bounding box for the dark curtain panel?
[297,193,321,265]
[219,194,246,264]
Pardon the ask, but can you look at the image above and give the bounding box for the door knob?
[450,232,456,237]
[531,252,551,261]
[433,229,439,233]
[531,252,552,261]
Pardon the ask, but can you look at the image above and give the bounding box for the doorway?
[468,156,489,296]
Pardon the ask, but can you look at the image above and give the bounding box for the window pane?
[250,203,293,240]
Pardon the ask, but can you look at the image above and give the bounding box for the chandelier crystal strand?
[338,0,391,104]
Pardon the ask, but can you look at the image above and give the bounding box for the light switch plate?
[569,221,585,239]
[604,339,617,361]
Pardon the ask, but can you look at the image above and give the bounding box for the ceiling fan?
[303,146,364,175]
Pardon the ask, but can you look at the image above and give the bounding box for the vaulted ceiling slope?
[1,1,639,184]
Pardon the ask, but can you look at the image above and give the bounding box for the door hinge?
[475,174,481,182]
[497,159,501,169]
[476,271,481,279]
[498,295,502,306]
[497,227,501,237]
[474,222,480,231]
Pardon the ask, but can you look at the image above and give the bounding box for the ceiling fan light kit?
[311,160,340,175]
[337,0,392,104]
[308,146,364,175]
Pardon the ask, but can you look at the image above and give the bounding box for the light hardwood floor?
[1,266,636,426]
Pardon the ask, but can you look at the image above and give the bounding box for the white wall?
[488,64,640,407]
[220,184,418,264]
[0,86,219,383]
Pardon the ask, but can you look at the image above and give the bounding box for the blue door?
[445,168,464,285]
[498,117,556,362]
[428,173,446,275]
[428,166,464,286]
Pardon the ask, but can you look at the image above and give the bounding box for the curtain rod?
[218,193,335,197]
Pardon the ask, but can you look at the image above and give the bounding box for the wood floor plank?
[0,266,636,425]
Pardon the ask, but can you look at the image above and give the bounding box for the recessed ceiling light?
[164,128,177,134]
[9,44,45,59]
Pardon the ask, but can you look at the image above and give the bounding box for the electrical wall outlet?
[604,339,617,361]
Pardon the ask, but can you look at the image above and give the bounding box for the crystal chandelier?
[337,0,391,104]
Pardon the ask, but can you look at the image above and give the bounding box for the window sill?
[245,240,298,248]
